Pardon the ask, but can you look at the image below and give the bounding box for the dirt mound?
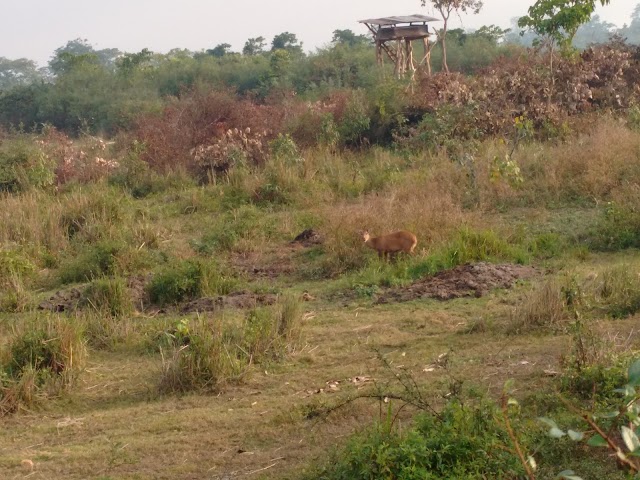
[180,290,277,313]
[376,263,537,304]
[291,229,323,247]
[38,287,84,312]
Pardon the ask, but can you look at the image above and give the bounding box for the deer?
[360,230,417,261]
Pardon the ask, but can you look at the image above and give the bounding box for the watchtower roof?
[358,14,440,26]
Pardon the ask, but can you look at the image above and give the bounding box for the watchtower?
[359,14,439,80]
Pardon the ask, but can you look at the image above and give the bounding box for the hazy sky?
[2,0,636,66]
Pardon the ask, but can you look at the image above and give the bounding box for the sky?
[2,0,636,67]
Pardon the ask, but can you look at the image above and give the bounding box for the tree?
[0,58,42,90]
[517,0,612,50]
[243,37,267,55]
[619,4,640,45]
[49,39,120,75]
[116,48,153,77]
[573,14,615,48]
[420,0,483,73]
[271,32,303,54]
[207,43,233,57]
[331,29,370,47]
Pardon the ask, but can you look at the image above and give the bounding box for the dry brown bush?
[473,116,640,208]
[134,89,287,174]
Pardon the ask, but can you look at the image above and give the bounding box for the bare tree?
[421,0,483,73]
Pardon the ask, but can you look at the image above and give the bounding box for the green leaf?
[622,426,640,452]
[568,430,584,441]
[587,434,608,447]
[629,359,640,386]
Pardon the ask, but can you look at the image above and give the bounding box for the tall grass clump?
[159,295,303,393]
[158,316,245,393]
[241,294,303,362]
[83,276,133,317]
[304,399,525,480]
[319,168,465,276]
[58,239,123,284]
[0,248,36,312]
[590,265,640,318]
[0,134,55,193]
[587,186,640,251]
[0,316,86,415]
[148,259,238,306]
[410,227,530,279]
[506,279,568,334]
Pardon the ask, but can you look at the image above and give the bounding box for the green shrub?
[305,399,524,479]
[241,294,302,361]
[58,240,122,284]
[594,265,640,318]
[83,277,133,317]
[158,317,245,393]
[587,201,640,251]
[410,228,529,279]
[0,249,36,312]
[0,316,86,414]
[148,259,237,306]
[0,136,55,192]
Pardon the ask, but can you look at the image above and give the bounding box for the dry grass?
[507,279,568,334]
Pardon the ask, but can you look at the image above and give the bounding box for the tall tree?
[207,43,233,57]
[243,37,267,55]
[271,32,303,55]
[517,0,612,50]
[331,29,370,47]
[49,39,120,75]
[0,58,42,90]
[420,0,483,73]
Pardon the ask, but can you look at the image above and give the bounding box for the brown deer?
[361,230,417,261]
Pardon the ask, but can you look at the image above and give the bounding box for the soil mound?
[180,290,277,313]
[376,262,537,304]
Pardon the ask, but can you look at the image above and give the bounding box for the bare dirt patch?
[376,262,538,304]
[180,290,278,313]
[230,231,322,280]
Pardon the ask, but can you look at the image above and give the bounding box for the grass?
[2,120,640,478]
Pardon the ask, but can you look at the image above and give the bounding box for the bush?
[159,295,302,393]
[241,294,303,361]
[83,276,133,317]
[0,316,86,414]
[410,228,529,279]
[0,135,55,192]
[305,399,525,479]
[0,248,36,312]
[58,240,122,284]
[159,317,245,393]
[147,259,237,306]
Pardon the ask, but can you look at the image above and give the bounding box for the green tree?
[271,32,303,55]
[517,0,612,50]
[49,38,120,75]
[116,48,153,77]
[207,43,233,57]
[0,58,42,90]
[620,4,640,45]
[331,29,370,47]
[243,37,267,55]
[420,0,484,73]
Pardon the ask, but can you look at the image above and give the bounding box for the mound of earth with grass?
[180,290,278,313]
[376,263,538,304]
